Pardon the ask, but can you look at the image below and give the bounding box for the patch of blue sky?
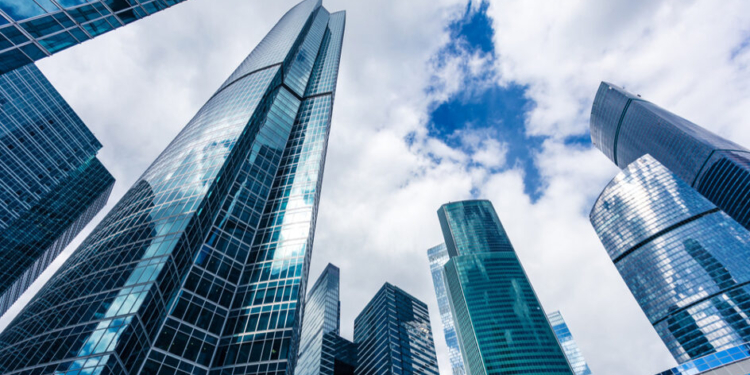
[423,1,546,200]
[448,0,494,56]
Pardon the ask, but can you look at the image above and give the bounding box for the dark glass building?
[590,81,750,230]
[320,332,356,375]
[427,243,465,375]
[0,0,344,374]
[0,63,114,316]
[295,264,341,375]
[590,154,750,364]
[438,200,573,375]
[547,311,592,375]
[0,0,189,74]
[354,283,439,375]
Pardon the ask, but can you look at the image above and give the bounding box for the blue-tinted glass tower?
[0,1,344,374]
[295,264,341,375]
[590,82,750,230]
[590,154,750,364]
[438,200,572,375]
[547,311,592,375]
[427,243,465,375]
[0,63,114,316]
[354,283,439,375]
[0,0,189,74]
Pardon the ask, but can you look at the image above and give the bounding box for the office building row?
[295,264,439,375]
[589,82,750,375]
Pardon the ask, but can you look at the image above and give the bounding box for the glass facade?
[0,0,189,74]
[547,311,592,375]
[320,332,356,375]
[590,82,750,229]
[438,200,573,375]
[427,243,465,375]
[295,264,340,375]
[354,283,439,375]
[0,63,114,316]
[656,344,750,375]
[590,155,750,364]
[0,0,345,374]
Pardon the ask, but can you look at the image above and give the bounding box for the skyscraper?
[295,264,341,375]
[296,263,356,375]
[438,200,573,375]
[590,154,750,363]
[0,0,189,74]
[0,63,114,316]
[427,243,465,375]
[354,283,439,375]
[0,1,344,374]
[547,311,592,375]
[590,82,750,229]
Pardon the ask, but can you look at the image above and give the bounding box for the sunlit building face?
[591,155,750,364]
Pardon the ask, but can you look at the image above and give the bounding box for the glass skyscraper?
[438,200,573,375]
[354,283,439,375]
[0,63,114,317]
[590,81,750,229]
[296,263,356,375]
[0,0,188,74]
[295,264,341,375]
[590,154,750,364]
[427,243,465,375]
[547,311,592,375]
[0,0,344,374]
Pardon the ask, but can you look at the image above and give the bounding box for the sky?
[2,0,750,374]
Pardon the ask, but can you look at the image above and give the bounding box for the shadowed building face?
[354,283,440,375]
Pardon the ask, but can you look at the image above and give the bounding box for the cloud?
[471,138,507,168]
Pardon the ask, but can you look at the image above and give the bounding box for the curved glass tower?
[590,154,750,363]
[590,82,750,230]
[438,200,572,375]
[0,1,344,374]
